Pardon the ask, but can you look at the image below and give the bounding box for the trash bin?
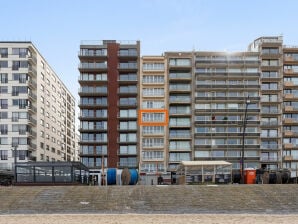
[244,168,256,184]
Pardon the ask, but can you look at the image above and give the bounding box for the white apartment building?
[0,42,76,171]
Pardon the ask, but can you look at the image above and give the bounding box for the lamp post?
[241,97,250,184]
[12,143,18,184]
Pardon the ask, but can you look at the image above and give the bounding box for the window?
[0,112,8,119]
[0,99,8,109]
[0,150,8,160]
[169,58,191,66]
[0,73,8,83]
[143,63,164,70]
[142,113,165,122]
[0,48,8,57]
[0,61,8,68]
[143,75,164,83]
[142,101,164,109]
[143,88,164,96]
[0,86,8,94]
[0,124,8,134]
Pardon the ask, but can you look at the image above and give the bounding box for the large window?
[142,101,164,109]
[143,75,164,83]
[143,63,164,71]
[142,138,164,147]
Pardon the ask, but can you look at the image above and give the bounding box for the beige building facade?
[0,42,76,171]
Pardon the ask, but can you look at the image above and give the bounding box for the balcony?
[28,105,37,113]
[284,81,295,87]
[118,149,137,155]
[78,88,107,96]
[284,94,294,99]
[169,73,192,80]
[169,110,191,116]
[27,79,37,88]
[78,102,108,108]
[117,161,138,168]
[169,121,191,128]
[79,125,107,132]
[28,92,37,101]
[28,66,37,77]
[169,96,191,104]
[28,54,37,65]
[284,130,294,137]
[142,144,164,149]
[284,143,294,149]
[118,88,137,95]
[118,75,137,83]
[79,139,108,144]
[118,62,138,70]
[283,155,294,161]
[261,109,280,114]
[78,51,107,58]
[284,69,294,75]
[260,135,281,139]
[260,121,279,126]
[284,118,298,124]
[169,133,191,139]
[78,62,107,71]
[169,85,191,93]
[284,55,298,62]
[260,144,280,150]
[118,123,137,131]
[260,157,279,162]
[118,50,138,58]
[28,117,37,126]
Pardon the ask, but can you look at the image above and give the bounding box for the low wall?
[0,185,297,214]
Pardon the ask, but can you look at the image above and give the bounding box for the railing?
[118,51,138,57]
[79,63,107,69]
[117,162,138,168]
[260,157,279,162]
[118,149,137,155]
[260,144,281,150]
[169,73,191,79]
[169,85,191,91]
[78,51,107,57]
[81,40,138,45]
[118,63,138,69]
[80,139,107,143]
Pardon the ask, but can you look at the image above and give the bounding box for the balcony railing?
[260,144,280,150]
[260,157,279,162]
[117,161,138,168]
[79,63,107,69]
[118,63,137,69]
[169,73,191,79]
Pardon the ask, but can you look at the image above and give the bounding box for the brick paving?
[0,185,298,214]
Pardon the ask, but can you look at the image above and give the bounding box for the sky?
[2,0,298,109]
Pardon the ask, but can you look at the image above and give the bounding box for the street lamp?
[11,143,18,184]
[241,96,250,184]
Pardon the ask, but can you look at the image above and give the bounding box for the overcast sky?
[2,0,298,109]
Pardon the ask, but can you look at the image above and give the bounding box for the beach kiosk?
[176,161,232,184]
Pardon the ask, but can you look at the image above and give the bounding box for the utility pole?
[241,96,250,184]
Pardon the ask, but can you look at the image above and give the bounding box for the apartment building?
[195,51,261,170]
[78,40,140,170]
[0,42,76,171]
[165,52,194,171]
[139,56,168,174]
[283,45,298,177]
[77,36,298,179]
[248,37,283,171]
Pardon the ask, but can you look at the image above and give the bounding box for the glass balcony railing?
[79,63,107,69]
